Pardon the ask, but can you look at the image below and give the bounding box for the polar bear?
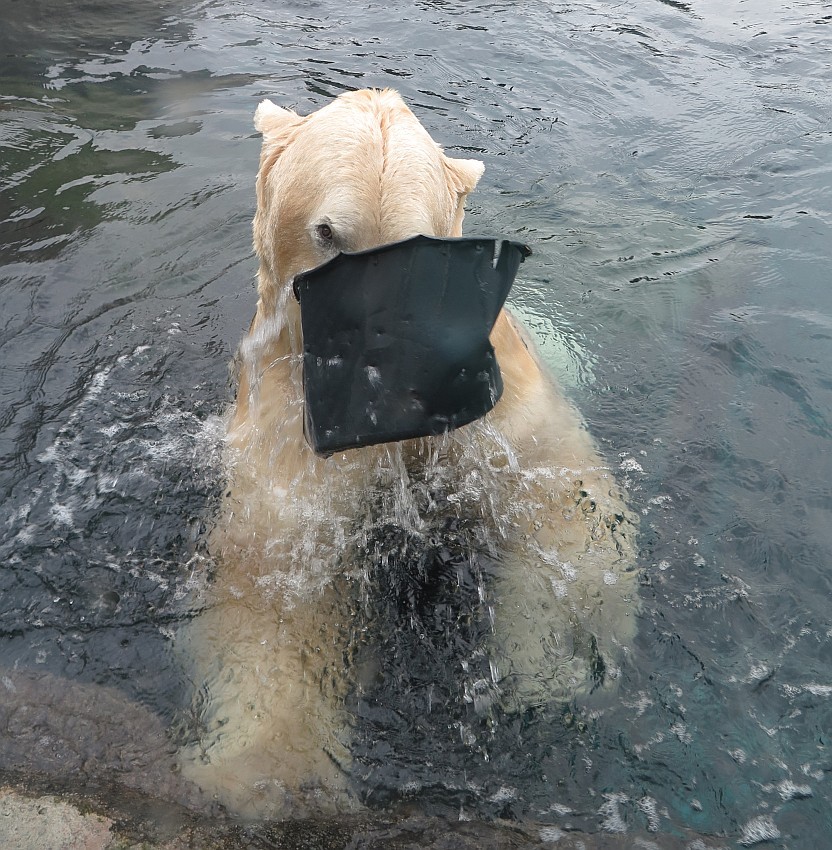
[178,88,638,819]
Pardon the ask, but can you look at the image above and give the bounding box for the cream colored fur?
[178,89,638,819]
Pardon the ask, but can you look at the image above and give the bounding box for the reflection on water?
[1,0,831,845]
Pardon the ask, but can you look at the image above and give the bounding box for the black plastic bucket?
[293,235,531,455]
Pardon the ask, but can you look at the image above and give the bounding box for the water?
[1,0,831,845]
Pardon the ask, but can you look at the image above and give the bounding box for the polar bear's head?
[251,89,484,309]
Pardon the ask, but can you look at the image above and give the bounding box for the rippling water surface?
[1,0,831,846]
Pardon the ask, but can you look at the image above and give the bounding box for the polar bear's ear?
[254,99,302,136]
[443,156,485,197]
[443,157,485,236]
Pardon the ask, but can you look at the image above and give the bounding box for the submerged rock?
[0,668,200,810]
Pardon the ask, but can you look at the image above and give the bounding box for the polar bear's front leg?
[480,316,641,708]
[177,582,356,819]
[491,463,640,711]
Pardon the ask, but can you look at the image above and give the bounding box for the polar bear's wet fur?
[178,89,638,818]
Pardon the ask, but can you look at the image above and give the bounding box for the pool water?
[1,0,831,845]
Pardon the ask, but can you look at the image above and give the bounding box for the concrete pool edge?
[0,784,732,850]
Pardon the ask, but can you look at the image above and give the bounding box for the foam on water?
[538,825,565,843]
[637,796,661,832]
[739,815,781,847]
[598,792,629,834]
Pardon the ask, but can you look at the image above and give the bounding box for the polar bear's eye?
[315,222,334,243]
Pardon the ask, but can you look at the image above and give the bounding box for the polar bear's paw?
[178,734,356,820]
